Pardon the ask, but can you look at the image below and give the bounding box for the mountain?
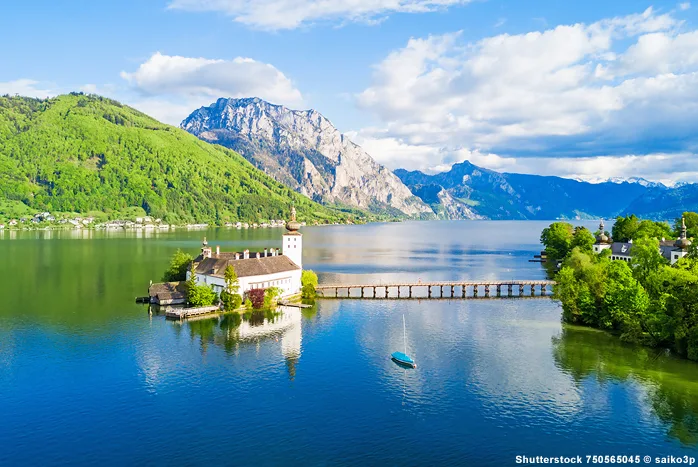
[395,161,674,220]
[0,93,363,224]
[621,183,698,219]
[181,98,433,217]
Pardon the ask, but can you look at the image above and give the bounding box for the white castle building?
[188,207,304,298]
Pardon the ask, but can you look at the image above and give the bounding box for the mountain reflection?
[179,307,304,380]
[552,325,698,445]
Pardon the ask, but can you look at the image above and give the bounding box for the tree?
[264,287,283,309]
[630,236,668,289]
[185,264,217,307]
[220,265,241,311]
[301,270,318,299]
[634,219,673,241]
[540,222,574,261]
[571,226,595,253]
[162,249,193,282]
[612,215,640,242]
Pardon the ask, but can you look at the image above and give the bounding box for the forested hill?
[0,94,361,224]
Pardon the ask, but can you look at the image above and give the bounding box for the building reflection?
[175,306,304,380]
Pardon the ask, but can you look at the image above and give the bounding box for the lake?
[1,220,698,466]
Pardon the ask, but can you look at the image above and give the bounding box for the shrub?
[188,284,217,307]
[301,270,318,299]
[264,287,283,309]
[247,288,266,309]
[220,290,242,311]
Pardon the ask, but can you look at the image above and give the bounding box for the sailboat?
[391,314,416,368]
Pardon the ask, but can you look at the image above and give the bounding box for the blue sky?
[2,0,698,183]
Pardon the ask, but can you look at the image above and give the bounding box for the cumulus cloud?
[167,0,470,30]
[0,79,55,98]
[120,52,303,124]
[355,7,698,182]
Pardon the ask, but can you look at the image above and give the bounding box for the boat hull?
[391,352,416,368]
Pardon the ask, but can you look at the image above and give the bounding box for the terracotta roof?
[195,254,300,278]
[149,281,187,298]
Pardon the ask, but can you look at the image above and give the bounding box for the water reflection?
[174,307,305,380]
[552,325,698,445]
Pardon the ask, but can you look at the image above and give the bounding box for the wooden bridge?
[316,280,556,299]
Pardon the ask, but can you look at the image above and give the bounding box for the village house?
[187,206,304,299]
[593,218,692,265]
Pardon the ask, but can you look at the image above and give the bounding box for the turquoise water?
[1,221,698,466]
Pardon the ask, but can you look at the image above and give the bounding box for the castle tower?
[282,205,303,268]
[201,237,212,259]
[675,217,692,249]
[593,220,612,253]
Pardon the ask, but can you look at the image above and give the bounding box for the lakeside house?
[148,281,188,305]
[187,206,304,299]
[593,218,692,265]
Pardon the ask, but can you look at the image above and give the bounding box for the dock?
[279,301,313,309]
[316,280,556,299]
[165,305,220,320]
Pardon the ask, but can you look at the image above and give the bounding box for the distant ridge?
[395,161,697,221]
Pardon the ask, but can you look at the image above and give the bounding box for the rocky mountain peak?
[182,98,433,217]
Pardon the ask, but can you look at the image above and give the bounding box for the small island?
[145,206,317,319]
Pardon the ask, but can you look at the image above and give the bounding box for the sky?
[2,0,698,184]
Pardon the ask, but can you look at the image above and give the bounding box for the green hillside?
[0,93,365,224]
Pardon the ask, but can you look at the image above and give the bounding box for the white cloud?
[120,52,303,124]
[0,79,55,98]
[167,0,471,30]
[122,52,302,104]
[679,2,691,11]
[355,7,698,182]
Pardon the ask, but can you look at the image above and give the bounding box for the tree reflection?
[552,325,698,445]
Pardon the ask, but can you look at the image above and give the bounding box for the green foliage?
[613,215,673,242]
[0,94,361,224]
[540,222,574,261]
[612,215,640,242]
[221,291,242,311]
[243,298,253,310]
[224,265,240,295]
[570,226,595,253]
[635,219,673,241]
[630,236,668,289]
[555,243,698,362]
[301,270,318,299]
[220,264,242,311]
[185,264,217,307]
[162,249,193,282]
[263,287,283,309]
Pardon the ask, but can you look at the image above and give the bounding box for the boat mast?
[403,314,407,354]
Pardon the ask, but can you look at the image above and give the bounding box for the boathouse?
[149,281,188,305]
[188,207,304,298]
